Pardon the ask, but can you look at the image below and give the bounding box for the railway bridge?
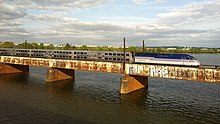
[0,56,219,94]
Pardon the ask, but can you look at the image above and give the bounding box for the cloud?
[132,0,169,5]
[157,0,220,28]
[3,0,110,10]
[0,3,27,20]
[0,0,219,47]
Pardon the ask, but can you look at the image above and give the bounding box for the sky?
[0,0,220,47]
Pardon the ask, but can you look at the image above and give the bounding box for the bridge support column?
[45,68,75,82]
[120,75,148,94]
[0,63,29,74]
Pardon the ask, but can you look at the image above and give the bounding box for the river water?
[0,54,219,124]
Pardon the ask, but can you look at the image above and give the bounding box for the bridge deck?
[1,56,219,83]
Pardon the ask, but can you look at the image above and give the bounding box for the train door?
[97,52,102,61]
[182,57,189,66]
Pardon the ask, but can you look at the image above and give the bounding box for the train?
[0,48,200,66]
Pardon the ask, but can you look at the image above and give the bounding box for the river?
[0,54,219,124]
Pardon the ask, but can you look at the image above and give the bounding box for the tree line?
[0,41,219,53]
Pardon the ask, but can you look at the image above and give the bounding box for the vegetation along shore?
[0,41,220,54]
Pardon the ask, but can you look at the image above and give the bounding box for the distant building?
[201,48,208,51]
[182,47,191,50]
[108,46,121,48]
[43,44,51,46]
[74,45,83,47]
[167,48,176,50]
[87,45,97,47]
[55,44,66,47]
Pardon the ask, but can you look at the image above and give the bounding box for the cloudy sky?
[0,0,220,47]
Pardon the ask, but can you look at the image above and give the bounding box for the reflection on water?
[46,80,74,93]
[0,54,219,124]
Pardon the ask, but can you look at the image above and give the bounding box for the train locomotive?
[0,48,200,66]
[133,52,200,66]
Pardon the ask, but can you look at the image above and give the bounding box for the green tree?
[128,46,137,52]
[45,44,55,49]
[63,43,72,50]
[31,43,39,49]
[0,42,15,48]
[38,43,44,49]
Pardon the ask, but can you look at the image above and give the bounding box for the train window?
[113,53,116,56]
[84,57,87,59]
[69,56,71,58]
[126,59,129,61]
[109,53,112,55]
[81,52,83,54]
[105,58,108,60]
[117,54,120,56]
[117,58,120,61]
[121,54,124,56]
[74,52,76,54]
[74,56,76,58]
[109,58,112,60]
[113,58,116,60]
[126,54,129,56]
[105,53,108,55]
[69,52,71,54]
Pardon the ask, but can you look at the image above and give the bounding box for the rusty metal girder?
[127,64,220,83]
[1,56,219,83]
[0,56,123,74]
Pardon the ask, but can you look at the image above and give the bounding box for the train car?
[1,48,200,66]
[15,49,30,57]
[52,50,73,59]
[73,50,97,60]
[133,52,200,66]
[0,48,14,56]
[101,51,132,63]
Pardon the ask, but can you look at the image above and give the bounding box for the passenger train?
[0,48,200,66]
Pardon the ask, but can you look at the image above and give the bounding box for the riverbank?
[1,41,220,54]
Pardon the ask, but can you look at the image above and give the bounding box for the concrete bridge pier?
[120,75,148,94]
[45,68,75,82]
[0,63,29,74]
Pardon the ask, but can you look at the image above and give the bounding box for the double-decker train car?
[133,52,200,66]
[0,48,200,66]
[0,48,132,63]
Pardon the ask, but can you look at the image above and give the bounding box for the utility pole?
[25,40,27,49]
[142,40,145,53]
[123,37,126,74]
